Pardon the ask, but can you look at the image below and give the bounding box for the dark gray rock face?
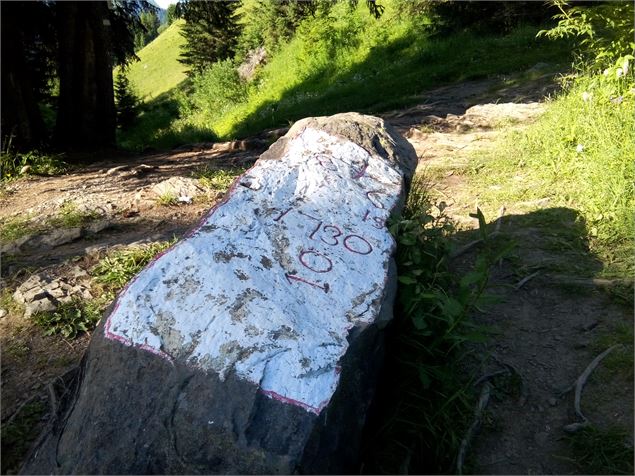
[22,113,417,475]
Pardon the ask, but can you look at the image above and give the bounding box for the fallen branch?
[456,381,492,475]
[550,275,632,289]
[450,231,501,259]
[563,345,618,433]
[515,271,541,290]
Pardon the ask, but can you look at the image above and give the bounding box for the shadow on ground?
[360,206,633,474]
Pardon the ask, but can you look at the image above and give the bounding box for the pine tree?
[176,1,240,75]
[114,70,139,130]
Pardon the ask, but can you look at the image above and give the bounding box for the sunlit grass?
[465,73,634,278]
[122,19,188,101]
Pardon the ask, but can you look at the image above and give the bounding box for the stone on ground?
[21,113,417,475]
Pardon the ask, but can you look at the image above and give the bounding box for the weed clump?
[33,300,103,339]
[92,240,175,291]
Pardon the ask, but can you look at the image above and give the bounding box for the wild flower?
[581,91,592,102]
[576,144,585,153]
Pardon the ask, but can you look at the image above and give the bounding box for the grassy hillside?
[125,19,187,101]
[119,1,571,151]
[163,1,570,145]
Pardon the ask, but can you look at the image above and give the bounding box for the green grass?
[360,176,505,473]
[202,5,570,139]
[156,192,178,206]
[0,201,98,244]
[1,399,47,474]
[0,215,40,243]
[566,426,634,475]
[465,72,634,279]
[196,166,245,191]
[1,149,69,182]
[91,240,175,291]
[123,19,188,101]
[48,201,98,228]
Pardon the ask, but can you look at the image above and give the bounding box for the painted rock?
[22,113,418,475]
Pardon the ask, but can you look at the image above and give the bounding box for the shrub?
[114,69,141,130]
[178,59,247,126]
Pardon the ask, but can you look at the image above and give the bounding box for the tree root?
[562,345,618,433]
[456,381,492,475]
[514,271,541,290]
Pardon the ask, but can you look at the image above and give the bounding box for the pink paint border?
[102,129,400,414]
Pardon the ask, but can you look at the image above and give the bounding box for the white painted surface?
[105,128,404,413]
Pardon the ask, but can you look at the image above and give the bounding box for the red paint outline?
[259,388,331,415]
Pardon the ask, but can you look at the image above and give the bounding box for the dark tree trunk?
[1,2,47,150]
[54,1,116,151]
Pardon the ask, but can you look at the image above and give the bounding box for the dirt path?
[1,68,632,474]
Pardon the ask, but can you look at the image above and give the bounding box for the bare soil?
[1,68,632,474]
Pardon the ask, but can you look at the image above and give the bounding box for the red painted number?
[299,249,333,273]
[343,234,373,255]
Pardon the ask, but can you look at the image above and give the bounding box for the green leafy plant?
[1,399,46,474]
[538,2,634,70]
[92,240,175,291]
[1,147,69,181]
[33,300,102,339]
[362,175,511,473]
[0,215,40,243]
[177,58,248,123]
[566,426,634,475]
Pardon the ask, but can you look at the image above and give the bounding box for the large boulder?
[22,113,417,475]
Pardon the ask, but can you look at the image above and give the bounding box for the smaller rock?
[24,296,57,318]
[238,46,267,81]
[69,266,88,279]
[1,234,34,255]
[15,285,47,305]
[86,220,111,234]
[105,165,130,176]
[548,397,558,407]
[151,177,203,200]
[42,227,83,247]
[0,309,7,318]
